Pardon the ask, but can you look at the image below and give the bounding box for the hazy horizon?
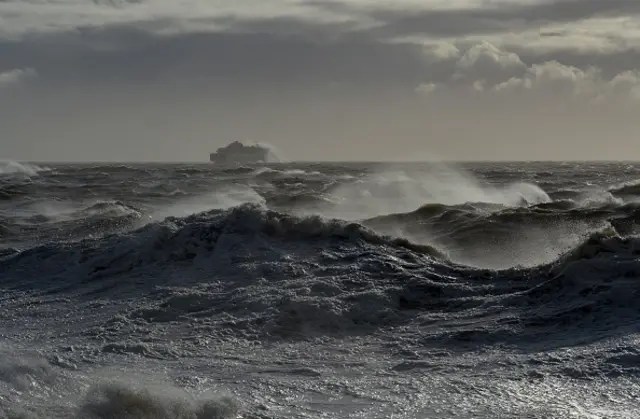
[20,159,640,165]
[1,0,640,162]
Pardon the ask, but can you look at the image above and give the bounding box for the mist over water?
[0,161,47,176]
[324,163,551,219]
[149,184,266,220]
[3,160,640,418]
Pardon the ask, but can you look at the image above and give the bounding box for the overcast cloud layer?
[1,0,639,161]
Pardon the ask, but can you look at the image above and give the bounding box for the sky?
[0,0,640,162]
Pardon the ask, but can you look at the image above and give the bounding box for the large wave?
[3,161,640,270]
[609,178,640,198]
[3,162,640,418]
[362,200,640,268]
[2,204,639,346]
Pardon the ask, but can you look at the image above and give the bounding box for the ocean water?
[2,160,640,418]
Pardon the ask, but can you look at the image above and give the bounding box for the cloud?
[309,0,640,39]
[0,0,360,40]
[0,0,637,102]
[1,0,638,53]
[415,42,640,104]
[453,41,526,84]
[415,82,439,95]
[0,67,36,88]
[0,26,436,90]
[609,70,640,99]
[495,60,591,90]
[306,1,640,69]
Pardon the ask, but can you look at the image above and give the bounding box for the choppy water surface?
[2,160,640,418]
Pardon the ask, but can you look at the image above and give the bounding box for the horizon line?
[16,159,640,165]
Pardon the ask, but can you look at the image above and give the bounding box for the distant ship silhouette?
[209,141,270,164]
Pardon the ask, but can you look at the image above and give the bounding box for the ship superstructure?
[209,141,270,164]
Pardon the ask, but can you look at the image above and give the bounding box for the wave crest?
[0,204,446,289]
[0,161,47,176]
[609,179,640,197]
[323,165,551,220]
[3,201,640,343]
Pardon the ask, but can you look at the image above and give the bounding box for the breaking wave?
[4,161,640,418]
[79,382,239,419]
[609,179,640,198]
[0,352,239,419]
[321,166,551,220]
[0,161,47,176]
[1,203,639,344]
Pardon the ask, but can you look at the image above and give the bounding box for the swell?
[0,184,31,201]
[609,179,640,197]
[0,200,145,245]
[0,203,635,287]
[367,200,640,230]
[0,204,445,290]
[1,204,640,347]
[362,200,640,268]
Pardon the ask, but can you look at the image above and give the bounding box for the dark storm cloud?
[308,0,640,38]
[0,22,436,89]
[0,0,638,91]
[0,1,639,161]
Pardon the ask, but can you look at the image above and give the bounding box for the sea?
[1,160,640,418]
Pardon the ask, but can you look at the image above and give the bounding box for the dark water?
[2,160,640,418]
